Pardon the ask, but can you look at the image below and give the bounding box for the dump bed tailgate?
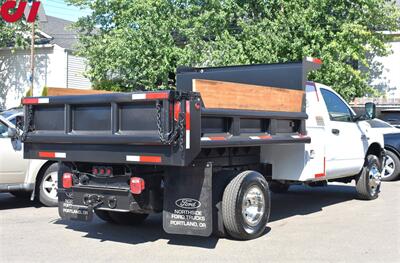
[23,91,201,166]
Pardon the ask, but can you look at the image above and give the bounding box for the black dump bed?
[22,58,321,166]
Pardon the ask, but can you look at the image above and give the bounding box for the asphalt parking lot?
[1,182,399,263]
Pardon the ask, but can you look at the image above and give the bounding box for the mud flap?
[57,162,93,222]
[58,199,93,222]
[163,162,213,237]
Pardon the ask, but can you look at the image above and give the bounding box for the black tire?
[38,163,59,207]
[108,211,148,225]
[222,170,270,240]
[269,181,290,193]
[356,155,381,200]
[94,209,115,223]
[10,191,32,198]
[381,150,400,181]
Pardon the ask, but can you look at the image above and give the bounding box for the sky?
[41,0,91,22]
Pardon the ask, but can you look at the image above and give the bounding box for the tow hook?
[83,194,104,208]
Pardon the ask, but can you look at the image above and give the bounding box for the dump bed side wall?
[177,63,305,92]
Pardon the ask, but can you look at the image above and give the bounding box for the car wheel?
[108,211,148,225]
[222,170,270,240]
[355,155,381,200]
[381,150,400,181]
[94,209,115,223]
[38,163,59,207]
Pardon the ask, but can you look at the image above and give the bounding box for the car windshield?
[0,111,14,119]
[367,119,393,128]
[0,120,9,137]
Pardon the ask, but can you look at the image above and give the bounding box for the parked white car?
[0,109,58,206]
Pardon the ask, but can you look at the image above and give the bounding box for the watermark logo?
[0,1,41,23]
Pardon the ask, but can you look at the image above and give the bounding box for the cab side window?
[320,89,353,122]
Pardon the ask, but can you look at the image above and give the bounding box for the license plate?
[59,201,93,222]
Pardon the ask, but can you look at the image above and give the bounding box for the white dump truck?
[19,58,385,240]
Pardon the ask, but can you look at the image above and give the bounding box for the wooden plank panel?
[193,79,304,112]
[47,87,112,96]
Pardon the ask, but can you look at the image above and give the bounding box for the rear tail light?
[130,177,145,194]
[92,166,113,176]
[63,173,73,189]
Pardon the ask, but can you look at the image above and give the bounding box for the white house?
[367,0,400,102]
[370,31,400,102]
[0,16,91,109]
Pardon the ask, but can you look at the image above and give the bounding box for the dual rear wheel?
[221,171,271,240]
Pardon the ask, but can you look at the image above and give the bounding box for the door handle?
[361,134,370,140]
[332,128,340,135]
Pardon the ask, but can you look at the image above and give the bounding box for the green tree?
[0,0,29,48]
[1,0,30,108]
[68,0,400,101]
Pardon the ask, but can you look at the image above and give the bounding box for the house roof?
[38,16,78,50]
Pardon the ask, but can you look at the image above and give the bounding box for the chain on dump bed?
[21,105,35,141]
[156,100,185,147]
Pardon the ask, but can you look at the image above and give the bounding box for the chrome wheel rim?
[242,185,265,227]
[382,155,395,179]
[368,164,381,196]
[42,172,58,200]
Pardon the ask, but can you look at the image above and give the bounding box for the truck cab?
[307,83,384,179]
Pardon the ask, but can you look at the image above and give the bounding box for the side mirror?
[365,102,376,119]
[7,127,17,138]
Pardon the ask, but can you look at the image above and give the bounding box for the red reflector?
[130,177,145,194]
[106,168,112,175]
[174,101,181,121]
[39,151,55,158]
[186,101,191,130]
[92,168,98,175]
[209,136,227,140]
[140,156,162,163]
[63,173,73,189]
[100,168,105,174]
[22,98,38,104]
[146,92,169,100]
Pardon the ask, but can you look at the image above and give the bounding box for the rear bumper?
[58,185,161,220]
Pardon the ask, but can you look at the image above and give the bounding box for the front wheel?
[355,155,381,200]
[222,171,270,240]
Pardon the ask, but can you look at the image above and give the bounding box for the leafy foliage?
[0,0,29,48]
[68,0,400,101]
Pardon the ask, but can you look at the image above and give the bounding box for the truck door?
[319,88,365,178]
[0,120,28,184]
